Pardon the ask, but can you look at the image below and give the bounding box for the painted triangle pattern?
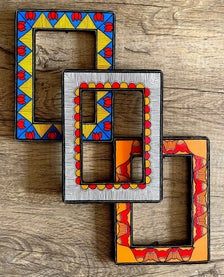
[16,113,32,138]
[16,10,115,140]
[18,124,41,140]
[17,89,32,112]
[43,11,65,27]
[17,66,31,87]
[77,14,96,29]
[42,125,62,140]
[82,91,112,141]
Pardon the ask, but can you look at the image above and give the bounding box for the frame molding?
[63,70,163,202]
[115,137,210,264]
[77,82,151,190]
[15,10,115,140]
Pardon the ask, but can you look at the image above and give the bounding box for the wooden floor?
[0,0,224,276]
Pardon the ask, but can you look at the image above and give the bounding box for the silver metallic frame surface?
[63,70,162,202]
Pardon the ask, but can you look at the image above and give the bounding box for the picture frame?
[63,70,163,202]
[115,137,210,264]
[15,10,115,140]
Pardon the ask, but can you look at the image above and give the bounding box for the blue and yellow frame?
[15,10,115,140]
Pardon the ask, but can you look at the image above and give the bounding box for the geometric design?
[33,123,52,137]
[54,14,74,28]
[15,10,115,140]
[97,55,111,70]
[19,101,32,122]
[76,14,96,29]
[19,53,32,75]
[97,30,111,52]
[74,81,151,191]
[19,30,33,49]
[33,13,53,28]
[97,103,110,123]
[19,78,32,98]
[115,138,210,264]
[115,140,143,183]
[82,90,112,141]
[82,124,95,139]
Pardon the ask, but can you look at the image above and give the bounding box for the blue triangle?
[66,12,87,28]
[98,14,114,39]
[43,11,64,27]
[97,91,112,114]
[16,114,32,139]
[17,40,32,63]
[18,124,41,140]
[92,125,110,141]
[99,41,113,65]
[89,12,113,29]
[19,11,42,28]
[17,66,31,87]
[98,115,112,140]
[17,89,32,112]
[17,12,33,39]
[42,124,62,140]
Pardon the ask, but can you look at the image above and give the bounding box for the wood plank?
[0,0,224,275]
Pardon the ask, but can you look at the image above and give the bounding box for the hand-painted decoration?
[82,91,112,141]
[15,10,115,140]
[115,140,143,182]
[63,71,162,202]
[15,10,210,265]
[115,138,210,264]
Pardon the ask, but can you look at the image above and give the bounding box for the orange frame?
[115,137,210,264]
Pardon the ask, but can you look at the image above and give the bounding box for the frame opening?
[131,156,143,182]
[132,156,192,246]
[115,139,144,184]
[82,142,114,183]
[114,90,143,137]
[35,30,95,122]
[81,90,96,123]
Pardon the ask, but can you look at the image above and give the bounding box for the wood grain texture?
[0,0,224,276]
[82,143,114,182]
[35,31,95,121]
[114,90,143,137]
[133,157,191,245]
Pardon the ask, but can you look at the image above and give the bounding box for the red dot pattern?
[74,82,151,190]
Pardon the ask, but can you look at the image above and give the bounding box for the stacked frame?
[14,10,211,265]
[15,10,115,140]
[63,70,163,202]
[115,137,210,264]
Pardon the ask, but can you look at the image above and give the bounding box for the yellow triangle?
[97,104,109,123]
[19,30,32,49]
[54,14,74,29]
[97,30,111,52]
[97,91,108,101]
[33,124,51,137]
[82,124,95,138]
[77,14,96,30]
[97,54,111,70]
[19,53,32,75]
[33,13,52,28]
[19,101,32,122]
[54,124,62,133]
[19,77,32,98]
